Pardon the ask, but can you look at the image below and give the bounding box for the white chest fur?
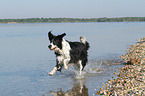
[56,39,71,63]
[61,39,71,59]
[57,39,71,70]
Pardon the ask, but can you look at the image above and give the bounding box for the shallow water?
[0,22,145,96]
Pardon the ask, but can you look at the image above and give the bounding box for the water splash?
[84,60,103,74]
[74,70,85,79]
[68,60,104,79]
[58,59,122,79]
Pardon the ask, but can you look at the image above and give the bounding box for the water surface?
[0,22,145,96]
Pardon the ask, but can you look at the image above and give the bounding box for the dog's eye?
[53,39,60,45]
[53,40,57,45]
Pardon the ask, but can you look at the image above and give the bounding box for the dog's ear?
[59,33,66,38]
[48,31,55,42]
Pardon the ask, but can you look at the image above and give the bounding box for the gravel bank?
[96,37,145,95]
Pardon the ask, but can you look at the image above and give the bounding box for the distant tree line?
[0,17,145,23]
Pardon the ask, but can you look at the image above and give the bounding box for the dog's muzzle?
[48,45,56,50]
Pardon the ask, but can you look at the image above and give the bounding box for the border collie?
[48,31,89,76]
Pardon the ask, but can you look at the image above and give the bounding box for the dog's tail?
[80,36,90,50]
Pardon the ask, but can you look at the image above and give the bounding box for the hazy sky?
[0,0,145,19]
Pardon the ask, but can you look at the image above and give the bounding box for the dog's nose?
[48,45,52,49]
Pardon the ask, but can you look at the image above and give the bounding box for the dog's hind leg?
[78,60,83,75]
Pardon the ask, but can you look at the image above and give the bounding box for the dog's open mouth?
[50,47,57,50]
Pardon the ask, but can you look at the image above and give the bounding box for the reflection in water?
[49,79,88,96]
[48,59,122,96]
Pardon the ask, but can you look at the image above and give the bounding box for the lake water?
[0,22,145,96]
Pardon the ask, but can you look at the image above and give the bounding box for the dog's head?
[48,31,66,52]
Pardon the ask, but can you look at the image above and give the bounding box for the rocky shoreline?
[96,37,145,95]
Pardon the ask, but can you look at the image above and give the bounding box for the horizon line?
[0,16,145,19]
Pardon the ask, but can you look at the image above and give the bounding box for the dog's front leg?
[49,67,57,76]
[63,58,70,70]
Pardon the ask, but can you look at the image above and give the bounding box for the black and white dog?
[48,31,89,76]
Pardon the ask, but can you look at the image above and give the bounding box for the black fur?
[48,32,66,49]
[48,31,89,73]
[48,31,55,42]
[68,41,89,70]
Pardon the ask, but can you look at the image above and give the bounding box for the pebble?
[95,37,145,95]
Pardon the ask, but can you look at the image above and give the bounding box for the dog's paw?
[64,66,69,70]
[49,73,53,76]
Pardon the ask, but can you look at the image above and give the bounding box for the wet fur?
[48,31,89,76]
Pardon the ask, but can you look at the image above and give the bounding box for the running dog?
[48,31,89,76]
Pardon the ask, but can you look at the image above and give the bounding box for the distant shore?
[0,17,145,24]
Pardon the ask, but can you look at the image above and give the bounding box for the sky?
[0,0,145,19]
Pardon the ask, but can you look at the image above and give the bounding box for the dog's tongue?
[50,48,54,50]
[50,47,57,50]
